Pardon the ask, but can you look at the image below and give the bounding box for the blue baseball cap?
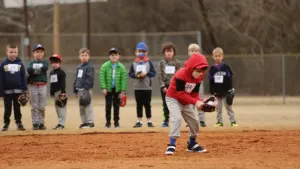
[136,42,148,51]
[32,44,44,52]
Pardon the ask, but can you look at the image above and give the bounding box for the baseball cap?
[136,42,148,51]
[108,48,119,55]
[49,54,62,62]
[32,44,44,52]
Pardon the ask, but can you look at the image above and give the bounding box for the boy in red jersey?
[164,53,209,155]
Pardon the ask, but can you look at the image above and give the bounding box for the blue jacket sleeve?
[83,67,94,90]
[147,61,156,77]
[0,64,4,97]
[128,63,135,79]
[20,63,28,91]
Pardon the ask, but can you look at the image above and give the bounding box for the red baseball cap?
[49,54,62,62]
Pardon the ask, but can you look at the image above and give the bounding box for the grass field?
[0,96,299,169]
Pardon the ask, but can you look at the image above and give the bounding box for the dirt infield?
[0,97,300,169]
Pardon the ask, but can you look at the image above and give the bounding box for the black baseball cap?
[108,48,119,55]
[32,44,45,52]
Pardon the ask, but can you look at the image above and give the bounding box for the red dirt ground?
[0,130,300,169]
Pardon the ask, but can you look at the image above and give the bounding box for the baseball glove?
[18,92,29,106]
[79,90,91,106]
[226,88,235,106]
[135,71,142,78]
[55,93,68,108]
[200,96,216,112]
[119,92,127,107]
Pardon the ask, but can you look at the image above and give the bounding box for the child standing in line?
[157,42,180,127]
[27,44,48,130]
[208,47,237,127]
[49,54,67,130]
[73,48,95,129]
[129,42,156,128]
[187,44,206,127]
[164,53,209,155]
[100,48,127,128]
[0,44,27,131]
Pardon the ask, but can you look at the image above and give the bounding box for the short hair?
[188,44,200,52]
[79,48,90,55]
[212,47,224,55]
[6,44,18,49]
[161,42,176,55]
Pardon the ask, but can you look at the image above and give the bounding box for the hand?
[162,87,167,93]
[102,89,107,96]
[140,72,147,77]
[195,101,204,109]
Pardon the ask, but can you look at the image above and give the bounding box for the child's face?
[33,49,44,60]
[192,68,205,79]
[188,49,200,57]
[79,52,90,63]
[136,50,147,58]
[213,52,223,65]
[109,53,120,63]
[164,48,174,60]
[51,62,61,69]
[6,47,18,61]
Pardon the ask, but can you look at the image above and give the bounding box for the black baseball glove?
[55,93,68,108]
[200,96,216,112]
[226,88,235,106]
[79,90,91,106]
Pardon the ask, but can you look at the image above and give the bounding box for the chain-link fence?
[0,32,299,103]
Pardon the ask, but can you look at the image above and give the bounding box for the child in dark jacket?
[209,47,237,127]
[73,48,95,129]
[0,44,27,131]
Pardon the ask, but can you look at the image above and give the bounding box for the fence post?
[20,34,25,62]
[282,55,286,104]
[196,30,205,96]
[196,31,202,52]
[82,34,87,48]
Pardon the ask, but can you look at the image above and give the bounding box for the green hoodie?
[99,61,127,92]
[27,60,48,83]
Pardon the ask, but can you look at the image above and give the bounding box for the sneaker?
[215,122,223,127]
[165,144,176,155]
[32,124,39,130]
[17,123,26,131]
[187,141,207,153]
[161,121,169,128]
[147,122,154,127]
[105,122,111,128]
[231,122,238,127]
[114,122,120,128]
[2,124,9,131]
[39,124,47,130]
[88,123,95,128]
[79,123,89,129]
[53,124,65,130]
[200,121,206,127]
[133,121,142,128]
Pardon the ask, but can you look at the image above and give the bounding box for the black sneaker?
[165,144,176,155]
[79,123,89,129]
[88,123,95,128]
[2,124,9,131]
[17,123,26,131]
[105,122,111,128]
[200,121,206,127]
[133,121,142,128]
[39,124,47,130]
[187,141,207,153]
[114,122,120,128]
[32,124,39,130]
[147,122,154,127]
[53,124,65,130]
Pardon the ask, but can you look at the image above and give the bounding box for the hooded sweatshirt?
[0,57,27,96]
[166,53,208,105]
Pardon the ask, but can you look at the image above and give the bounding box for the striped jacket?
[99,61,127,92]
